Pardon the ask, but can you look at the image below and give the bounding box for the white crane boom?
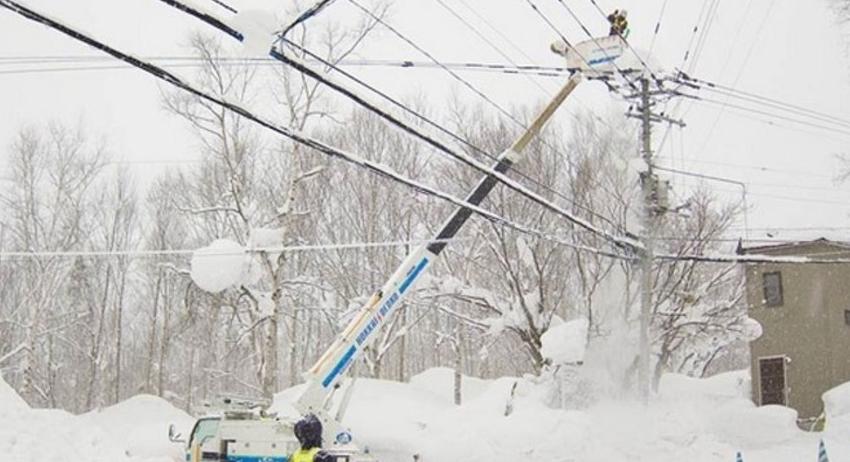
[295,74,584,445]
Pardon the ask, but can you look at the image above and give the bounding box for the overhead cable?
[0,237,474,259]
[0,0,638,260]
[155,0,639,248]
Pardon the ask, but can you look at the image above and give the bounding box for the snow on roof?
[741,237,850,255]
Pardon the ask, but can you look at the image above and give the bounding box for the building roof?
[741,238,850,257]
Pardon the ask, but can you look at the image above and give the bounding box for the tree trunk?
[262,310,279,399]
[145,273,162,394]
[114,265,128,404]
[454,328,463,406]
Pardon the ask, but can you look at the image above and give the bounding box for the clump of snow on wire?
[230,0,284,57]
[540,317,589,364]
[191,239,251,293]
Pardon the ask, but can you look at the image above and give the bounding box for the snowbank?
[0,372,27,414]
[81,394,194,460]
[5,368,850,462]
[408,367,489,404]
[0,375,135,462]
[659,369,750,402]
[822,380,850,420]
[267,368,850,462]
[821,381,850,458]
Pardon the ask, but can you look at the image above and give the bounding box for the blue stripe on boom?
[226,456,287,462]
[322,345,357,388]
[588,55,618,66]
[399,257,429,294]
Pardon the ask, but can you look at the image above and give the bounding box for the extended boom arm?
[295,74,583,444]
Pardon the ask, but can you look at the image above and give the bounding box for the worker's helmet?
[294,414,323,449]
[620,9,628,17]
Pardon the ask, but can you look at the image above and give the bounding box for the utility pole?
[626,75,686,403]
[638,77,654,404]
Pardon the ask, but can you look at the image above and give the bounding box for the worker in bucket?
[291,414,332,462]
[607,9,629,37]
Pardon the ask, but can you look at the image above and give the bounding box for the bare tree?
[0,123,105,406]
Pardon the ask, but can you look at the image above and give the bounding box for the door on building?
[759,356,787,406]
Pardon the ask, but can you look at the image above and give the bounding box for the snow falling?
[1,0,850,461]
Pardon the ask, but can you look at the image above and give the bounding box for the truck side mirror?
[168,423,185,443]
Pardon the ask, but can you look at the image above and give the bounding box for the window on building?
[844,310,850,326]
[763,271,783,307]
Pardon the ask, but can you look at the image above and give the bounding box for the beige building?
[744,239,850,422]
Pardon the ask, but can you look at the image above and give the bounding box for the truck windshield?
[188,418,220,447]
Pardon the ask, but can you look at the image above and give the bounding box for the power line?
[176,0,644,251]
[658,164,850,194]
[692,0,773,156]
[271,0,633,237]
[683,95,850,139]
[653,156,836,180]
[679,73,850,130]
[409,3,627,228]
[279,0,338,38]
[432,0,550,96]
[646,0,670,61]
[0,0,640,259]
[0,237,474,259]
[679,0,712,71]
[280,41,623,232]
[207,0,237,14]
[656,252,850,266]
[676,181,850,207]
[348,0,534,130]
[0,60,582,77]
[454,0,547,72]
[686,0,720,74]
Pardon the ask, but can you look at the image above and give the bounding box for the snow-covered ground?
[2,368,850,462]
[0,377,193,462]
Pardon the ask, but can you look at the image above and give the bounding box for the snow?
[283,369,849,462]
[0,373,191,462]
[8,369,850,461]
[230,5,281,58]
[0,373,27,413]
[515,235,535,269]
[249,226,284,248]
[741,317,764,342]
[80,394,194,460]
[255,290,276,317]
[823,380,850,420]
[540,318,589,364]
[408,367,489,404]
[190,239,248,293]
[0,374,132,461]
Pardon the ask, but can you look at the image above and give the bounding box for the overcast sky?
[1,0,849,242]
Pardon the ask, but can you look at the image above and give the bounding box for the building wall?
[745,241,850,420]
